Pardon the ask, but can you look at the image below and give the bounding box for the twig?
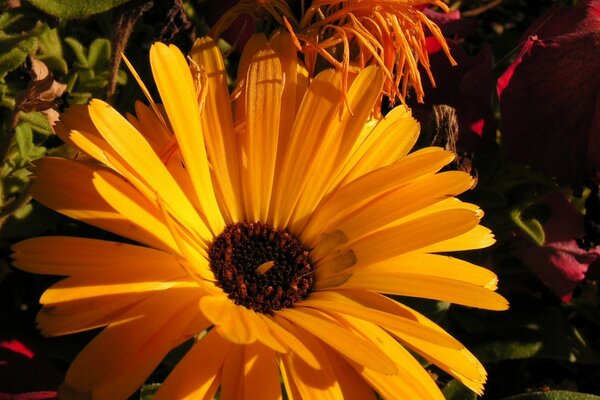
[462,0,503,17]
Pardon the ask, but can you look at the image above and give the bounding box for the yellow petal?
[326,288,488,394]
[88,99,213,245]
[391,196,481,224]
[243,342,282,400]
[132,101,172,149]
[150,43,225,236]
[55,104,99,139]
[199,295,257,344]
[301,148,455,245]
[420,224,496,252]
[311,171,474,255]
[64,128,118,168]
[154,329,231,400]
[190,37,242,224]
[36,292,147,336]
[288,66,384,234]
[130,104,197,206]
[266,314,321,369]
[318,208,480,269]
[271,68,342,229]
[318,344,377,400]
[252,314,288,353]
[268,31,307,149]
[157,197,216,282]
[266,33,309,222]
[339,268,508,310]
[242,49,283,221]
[91,295,209,400]
[338,105,419,186]
[334,252,499,288]
[121,53,168,131]
[30,158,170,250]
[278,307,396,374]
[40,274,193,306]
[54,105,117,169]
[341,316,445,400]
[279,335,343,400]
[279,357,301,400]
[387,303,489,395]
[92,168,179,251]
[300,291,463,348]
[12,236,179,276]
[220,344,245,400]
[62,287,204,395]
[235,33,269,123]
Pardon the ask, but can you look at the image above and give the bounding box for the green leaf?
[0,37,37,79]
[18,111,53,135]
[467,307,600,365]
[442,379,477,400]
[69,91,92,104]
[65,36,122,99]
[0,7,46,31]
[0,80,6,104]
[511,207,546,246]
[28,0,134,19]
[87,38,111,70]
[80,78,109,90]
[0,201,60,240]
[569,282,600,325]
[64,37,89,67]
[65,70,79,92]
[14,122,46,162]
[116,69,128,85]
[140,383,161,400]
[36,26,67,74]
[1,166,29,197]
[0,10,62,79]
[502,391,600,400]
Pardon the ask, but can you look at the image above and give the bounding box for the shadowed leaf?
[28,0,134,19]
[502,391,600,400]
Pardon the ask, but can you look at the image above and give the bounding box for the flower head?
[12,34,506,399]
[211,0,456,106]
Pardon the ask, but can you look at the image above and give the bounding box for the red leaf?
[0,337,63,396]
[498,0,600,184]
[408,9,496,154]
[517,192,600,301]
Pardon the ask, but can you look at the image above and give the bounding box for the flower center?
[208,222,315,314]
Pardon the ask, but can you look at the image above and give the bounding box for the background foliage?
[1,0,599,399]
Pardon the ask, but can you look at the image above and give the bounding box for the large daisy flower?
[12,33,507,399]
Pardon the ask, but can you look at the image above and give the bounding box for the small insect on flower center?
[208,222,315,314]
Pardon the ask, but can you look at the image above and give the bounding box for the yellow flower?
[12,34,506,399]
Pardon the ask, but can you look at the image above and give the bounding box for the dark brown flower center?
[208,222,315,314]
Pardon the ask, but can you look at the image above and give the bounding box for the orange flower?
[13,35,504,399]
[211,0,456,106]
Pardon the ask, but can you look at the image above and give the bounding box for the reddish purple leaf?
[518,192,600,301]
[0,392,58,400]
[410,11,496,154]
[201,0,256,51]
[498,0,600,184]
[0,337,63,397]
